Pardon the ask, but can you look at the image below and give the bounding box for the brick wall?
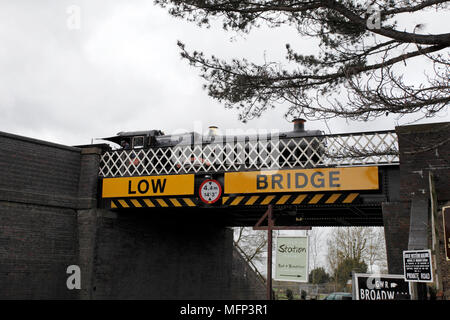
[89,210,234,299]
[397,123,450,202]
[0,131,82,299]
[0,202,79,299]
[382,202,410,274]
[384,122,450,298]
[0,131,81,208]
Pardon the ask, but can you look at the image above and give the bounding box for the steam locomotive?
[100,119,325,174]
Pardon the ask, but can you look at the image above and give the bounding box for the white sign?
[275,236,308,283]
[403,249,433,283]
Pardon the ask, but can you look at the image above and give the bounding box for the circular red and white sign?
[199,179,222,204]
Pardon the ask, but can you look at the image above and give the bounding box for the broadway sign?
[353,273,411,300]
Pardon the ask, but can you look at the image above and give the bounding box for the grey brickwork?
[0,131,263,299]
[382,202,410,274]
[382,122,450,298]
[89,210,234,299]
[0,131,81,299]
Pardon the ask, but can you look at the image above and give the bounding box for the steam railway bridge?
[98,127,400,227]
[0,121,449,299]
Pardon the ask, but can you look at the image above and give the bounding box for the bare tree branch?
[156,0,450,122]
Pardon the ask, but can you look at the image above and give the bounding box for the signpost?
[403,249,433,283]
[275,236,308,283]
[353,273,411,300]
[253,205,310,300]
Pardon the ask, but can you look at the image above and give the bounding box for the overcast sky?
[0,1,449,146]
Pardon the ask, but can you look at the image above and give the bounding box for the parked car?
[323,292,353,300]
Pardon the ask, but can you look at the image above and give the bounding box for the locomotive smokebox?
[292,118,306,132]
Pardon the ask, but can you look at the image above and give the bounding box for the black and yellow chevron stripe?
[110,197,197,209]
[222,193,360,206]
[109,193,360,209]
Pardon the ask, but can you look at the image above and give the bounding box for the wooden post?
[252,204,310,300]
[429,172,443,297]
[267,205,273,300]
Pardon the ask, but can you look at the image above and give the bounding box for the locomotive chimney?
[292,118,306,132]
[208,125,219,136]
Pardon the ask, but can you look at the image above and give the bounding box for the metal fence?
[99,130,399,177]
[273,282,340,299]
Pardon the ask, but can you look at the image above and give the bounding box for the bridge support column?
[393,122,450,299]
[76,147,103,300]
[382,202,410,274]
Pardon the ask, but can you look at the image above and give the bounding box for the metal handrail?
[99,131,399,177]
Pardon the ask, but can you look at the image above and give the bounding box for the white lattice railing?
[99,130,399,177]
